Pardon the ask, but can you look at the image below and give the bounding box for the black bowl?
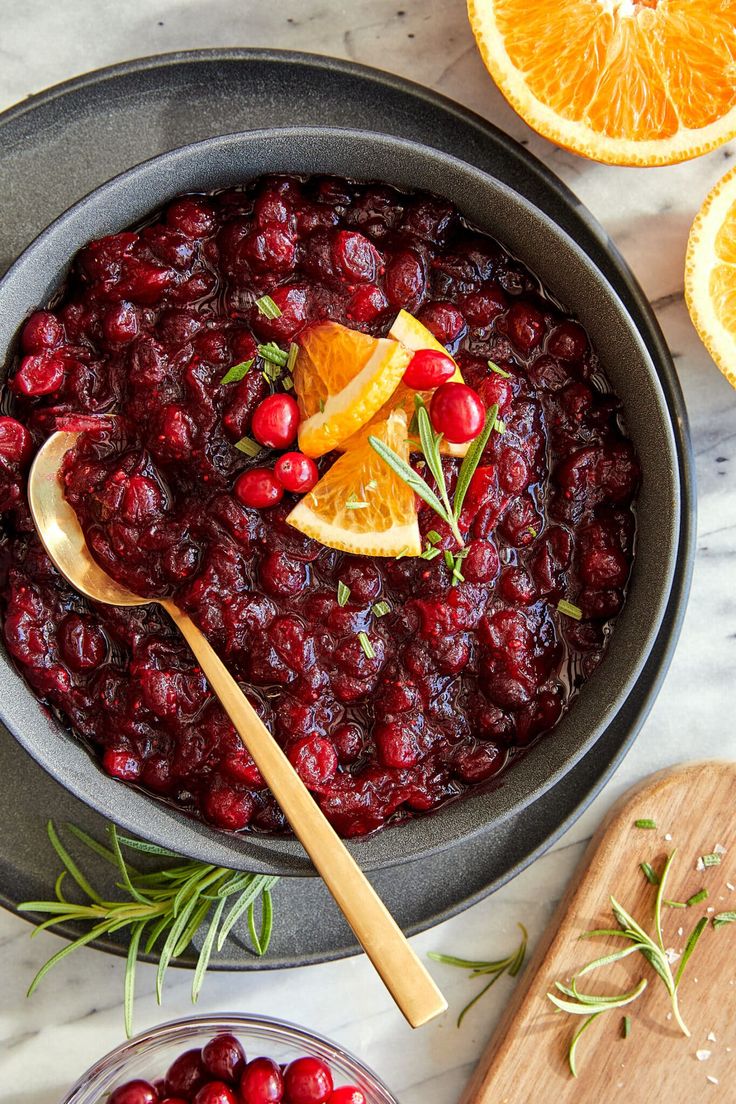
[0,127,682,875]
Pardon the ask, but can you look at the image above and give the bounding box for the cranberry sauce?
[0,175,639,837]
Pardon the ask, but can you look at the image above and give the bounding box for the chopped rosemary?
[221,359,254,385]
[19,822,277,1037]
[640,861,660,886]
[558,599,583,621]
[372,601,391,618]
[420,546,442,561]
[258,342,289,367]
[686,889,708,907]
[262,361,283,383]
[282,374,294,391]
[429,923,527,1027]
[622,1015,631,1039]
[712,911,736,929]
[345,493,369,510]
[494,418,506,434]
[318,398,326,413]
[488,359,511,379]
[234,437,262,457]
[358,631,375,659]
[286,342,298,373]
[395,545,410,559]
[634,819,657,830]
[337,581,351,607]
[426,529,442,545]
[365,479,378,492]
[255,294,282,319]
[443,549,454,570]
[701,852,722,867]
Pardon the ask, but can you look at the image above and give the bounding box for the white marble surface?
[1,2,736,1102]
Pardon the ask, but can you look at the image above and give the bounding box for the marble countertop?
[1,3,735,1102]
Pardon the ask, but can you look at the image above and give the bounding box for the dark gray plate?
[0,51,695,964]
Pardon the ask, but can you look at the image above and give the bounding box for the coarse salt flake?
[697,857,705,872]
[714,843,727,854]
[665,947,681,964]
[664,833,673,841]
[696,1050,711,1061]
[727,883,735,891]
[707,1076,719,1086]
[707,1031,717,1042]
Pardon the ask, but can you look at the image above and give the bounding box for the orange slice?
[286,409,421,556]
[686,164,736,390]
[468,0,736,166]
[294,321,411,457]
[341,310,469,457]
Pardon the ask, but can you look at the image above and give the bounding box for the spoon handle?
[162,598,447,1028]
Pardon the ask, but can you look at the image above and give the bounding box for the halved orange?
[686,164,736,390]
[468,0,736,166]
[294,321,411,458]
[286,409,421,556]
[340,310,470,457]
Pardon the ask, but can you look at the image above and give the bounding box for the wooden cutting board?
[462,762,736,1103]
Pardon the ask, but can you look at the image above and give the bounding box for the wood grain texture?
[463,762,736,1102]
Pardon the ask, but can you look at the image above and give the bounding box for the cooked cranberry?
[165,1050,207,1098]
[417,301,465,345]
[430,382,485,443]
[166,195,217,237]
[253,285,310,342]
[0,417,33,465]
[102,747,142,780]
[580,546,629,589]
[403,349,456,390]
[547,320,588,361]
[251,394,300,450]
[192,1083,237,1104]
[331,230,380,282]
[461,284,507,326]
[347,284,388,322]
[374,721,419,769]
[328,1089,366,1104]
[505,301,545,354]
[201,1034,247,1082]
[245,226,296,273]
[454,742,504,782]
[283,1058,333,1104]
[234,469,284,509]
[203,776,254,830]
[21,310,64,352]
[109,1080,159,1104]
[240,1058,284,1104]
[58,613,106,670]
[331,722,363,763]
[274,452,318,494]
[385,249,426,308]
[103,301,140,344]
[288,736,338,787]
[12,352,65,396]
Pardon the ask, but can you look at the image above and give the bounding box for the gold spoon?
[28,430,447,1028]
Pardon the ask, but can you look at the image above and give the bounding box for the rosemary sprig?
[19,822,278,1037]
[368,399,498,553]
[429,922,527,1026]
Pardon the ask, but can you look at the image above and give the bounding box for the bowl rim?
[0,124,682,875]
[60,1012,398,1104]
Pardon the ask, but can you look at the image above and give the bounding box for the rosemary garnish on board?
[368,397,499,551]
[429,923,528,1026]
[20,822,278,1037]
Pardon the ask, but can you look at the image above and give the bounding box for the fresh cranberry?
[0,417,33,465]
[192,1083,237,1104]
[283,1058,334,1104]
[288,736,338,788]
[274,452,319,494]
[201,1034,247,1082]
[164,1050,207,1099]
[234,469,284,509]
[403,349,456,390]
[429,382,485,443]
[328,1089,366,1104]
[109,1080,159,1104]
[240,1058,284,1104]
[251,394,300,450]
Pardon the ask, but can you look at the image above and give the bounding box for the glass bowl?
[60,1014,398,1104]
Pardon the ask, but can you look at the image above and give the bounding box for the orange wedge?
[686,164,736,391]
[341,310,469,457]
[468,0,736,166]
[286,409,421,557]
[293,321,411,457]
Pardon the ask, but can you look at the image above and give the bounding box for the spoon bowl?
[26,429,447,1029]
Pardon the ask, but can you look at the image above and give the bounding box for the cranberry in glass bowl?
[59,1015,396,1104]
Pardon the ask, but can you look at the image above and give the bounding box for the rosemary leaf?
[569,1013,603,1078]
[368,435,451,523]
[713,911,736,929]
[221,359,254,385]
[453,403,498,518]
[675,917,708,987]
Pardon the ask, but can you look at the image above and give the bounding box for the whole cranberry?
[288,736,338,788]
[0,417,33,465]
[202,777,254,830]
[240,1057,284,1104]
[331,229,380,283]
[164,1050,207,1099]
[193,1082,237,1104]
[274,452,319,494]
[417,301,465,345]
[505,301,545,354]
[234,469,284,509]
[403,349,456,390]
[109,1080,159,1104]
[283,1057,334,1104]
[21,310,64,353]
[374,721,419,769]
[58,613,107,670]
[201,1034,247,1083]
[547,319,588,362]
[12,352,65,396]
[347,284,388,323]
[429,382,485,443]
[251,394,300,449]
[166,195,217,238]
[102,748,142,781]
[328,1089,366,1104]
